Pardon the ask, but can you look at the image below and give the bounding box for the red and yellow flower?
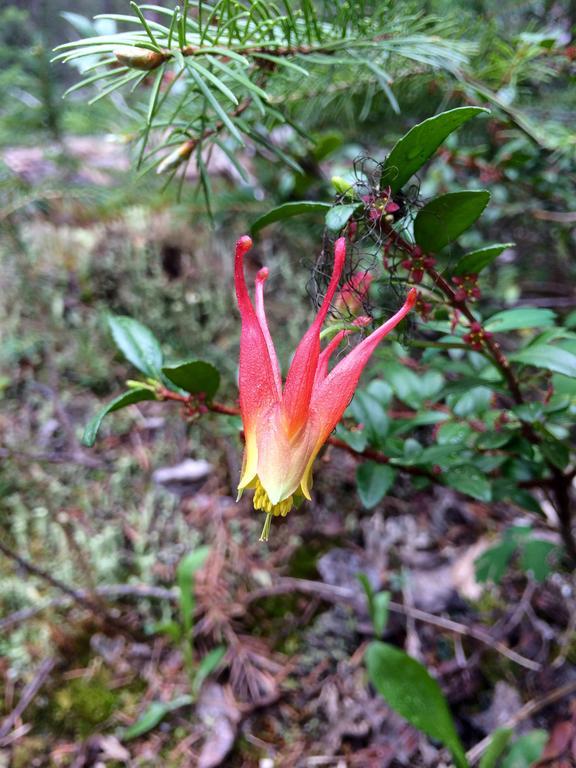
[235,235,416,540]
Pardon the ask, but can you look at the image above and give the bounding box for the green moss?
[52,673,120,737]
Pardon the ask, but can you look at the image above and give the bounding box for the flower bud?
[331,176,356,198]
[156,140,195,174]
[114,46,166,71]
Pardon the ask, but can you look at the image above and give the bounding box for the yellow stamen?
[252,478,293,522]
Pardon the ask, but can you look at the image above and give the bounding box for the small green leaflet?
[250,201,330,234]
[122,696,193,741]
[452,243,514,276]
[500,730,547,768]
[383,107,489,193]
[107,315,164,378]
[444,465,492,502]
[484,308,556,332]
[356,462,396,508]
[177,546,211,636]
[414,191,490,253]
[510,345,576,377]
[365,642,468,768]
[325,203,362,232]
[478,728,513,768]
[82,388,157,447]
[162,360,220,399]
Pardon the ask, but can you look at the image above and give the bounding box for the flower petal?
[313,330,348,390]
[255,267,282,398]
[255,404,317,505]
[235,236,280,487]
[282,237,347,435]
[311,288,417,447]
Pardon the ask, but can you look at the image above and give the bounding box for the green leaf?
[325,203,361,232]
[414,191,490,253]
[444,465,492,502]
[475,539,516,584]
[384,365,423,407]
[500,730,547,768]
[365,642,468,768]
[372,591,391,636]
[479,728,513,768]
[520,539,559,582]
[192,646,227,695]
[107,315,164,378]
[350,390,389,445]
[437,422,474,446]
[162,360,220,399]
[451,386,493,417]
[357,463,396,509]
[485,308,556,332]
[82,389,157,447]
[122,696,193,741]
[250,201,331,235]
[453,243,514,276]
[177,546,211,635]
[540,438,570,470]
[510,345,576,377]
[493,481,541,513]
[334,424,368,452]
[383,107,489,193]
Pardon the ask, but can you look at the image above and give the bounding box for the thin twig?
[0,584,178,634]
[0,657,57,743]
[0,540,139,637]
[466,679,576,765]
[246,577,541,671]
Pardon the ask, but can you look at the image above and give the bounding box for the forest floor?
[1,155,576,768]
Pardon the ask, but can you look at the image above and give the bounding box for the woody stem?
[379,220,575,563]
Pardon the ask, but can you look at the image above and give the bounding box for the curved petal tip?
[236,235,253,257]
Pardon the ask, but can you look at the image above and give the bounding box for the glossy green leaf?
[437,421,474,446]
[250,201,330,234]
[177,546,211,635]
[453,243,514,276]
[108,315,164,378]
[356,462,396,508]
[122,695,193,741]
[510,345,576,377]
[162,360,220,399]
[365,642,468,768]
[485,308,556,332]
[500,730,547,768]
[444,465,492,502]
[82,388,156,447]
[479,728,513,768]
[414,191,490,253]
[325,203,361,232]
[383,107,489,193]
